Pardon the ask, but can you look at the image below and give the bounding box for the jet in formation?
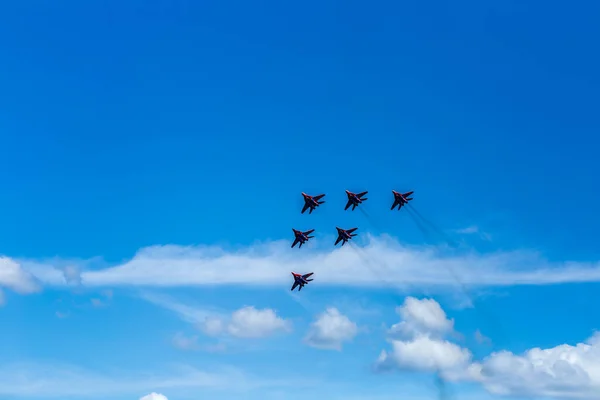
[301,192,326,214]
[291,228,315,248]
[344,190,368,211]
[290,272,314,291]
[391,190,414,210]
[335,226,358,246]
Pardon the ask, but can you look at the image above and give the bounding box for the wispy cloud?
[455,226,480,234]
[454,225,492,241]
[172,332,201,351]
[15,235,600,291]
[141,292,292,339]
[0,361,298,398]
[139,292,222,324]
[55,311,69,319]
[91,289,113,307]
[474,329,492,345]
[0,257,41,295]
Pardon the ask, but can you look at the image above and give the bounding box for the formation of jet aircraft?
[290,189,414,291]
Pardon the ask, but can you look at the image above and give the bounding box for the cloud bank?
[11,235,600,293]
[377,297,600,399]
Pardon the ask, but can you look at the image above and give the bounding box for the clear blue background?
[0,1,598,399]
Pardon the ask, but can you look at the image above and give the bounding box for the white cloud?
[140,393,168,400]
[388,297,454,340]
[227,306,291,338]
[377,335,472,372]
[377,298,469,375]
[17,235,600,291]
[0,256,40,294]
[304,308,358,350]
[142,293,291,339]
[377,298,600,399]
[198,306,291,338]
[467,332,600,398]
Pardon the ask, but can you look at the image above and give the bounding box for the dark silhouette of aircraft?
[291,228,315,248]
[335,226,358,246]
[344,190,368,210]
[290,272,314,291]
[301,192,325,214]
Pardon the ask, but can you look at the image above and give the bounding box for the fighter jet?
[391,190,414,210]
[290,272,314,291]
[344,190,368,211]
[335,226,358,246]
[301,192,326,214]
[291,228,315,248]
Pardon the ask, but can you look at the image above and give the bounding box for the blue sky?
[0,1,599,399]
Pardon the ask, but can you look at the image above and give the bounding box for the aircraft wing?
[301,203,310,213]
[302,272,314,279]
[391,200,399,210]
[358,191,368,197]
[344,200,352,210]
[304,229,315,235]
[347,227,358,233]
[403,191,414,197]
[335,236,342,245]
[314,194,325,201]
[291,281,299,291]
[291,238,299,248]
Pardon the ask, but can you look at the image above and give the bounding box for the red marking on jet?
[301,192,325,214]
[344,190,368,211]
